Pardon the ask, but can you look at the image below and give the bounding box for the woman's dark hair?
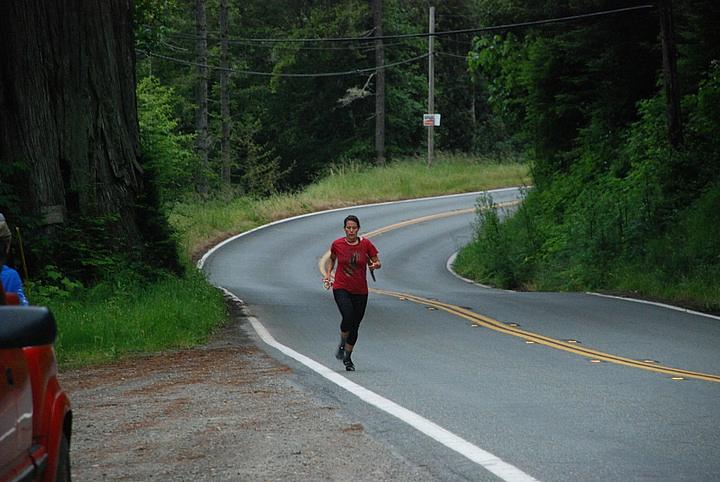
[343,215,360,228]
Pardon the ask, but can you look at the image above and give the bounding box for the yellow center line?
[318,201,720,383]
[371,288,720,384]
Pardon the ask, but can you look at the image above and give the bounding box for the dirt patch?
[61,297,435,481]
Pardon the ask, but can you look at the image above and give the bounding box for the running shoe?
[343,358,355,371]
[335,344,345,360]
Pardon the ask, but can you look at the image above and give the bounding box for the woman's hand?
[322,276,333,290]
[369,260,381,270]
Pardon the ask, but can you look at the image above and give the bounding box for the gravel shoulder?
[60,296,436,481]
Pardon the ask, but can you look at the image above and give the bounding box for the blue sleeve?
[16,283,29,306]
[2,267,29,305]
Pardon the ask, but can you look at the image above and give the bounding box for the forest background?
[0,0,717,366]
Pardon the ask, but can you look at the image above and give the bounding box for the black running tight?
[332,289,368,346]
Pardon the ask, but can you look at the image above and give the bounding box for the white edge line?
[446,252,497,289]
[219,287,539,482]
[197,187,520,270]
[587,292,720,321]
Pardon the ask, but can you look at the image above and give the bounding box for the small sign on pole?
[423,114,441,127]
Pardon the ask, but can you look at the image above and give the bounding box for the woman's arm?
[369,255,381,270]
[323,253,336,287]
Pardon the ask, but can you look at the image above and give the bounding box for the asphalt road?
[202,188,720,482]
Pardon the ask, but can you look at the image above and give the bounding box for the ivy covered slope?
[456,1,720,313]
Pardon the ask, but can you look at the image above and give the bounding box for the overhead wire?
[139,4,654,79]
[436,52,470,60]
[155,5,654,44]
[167,32,419,52]
[136,49,429,77]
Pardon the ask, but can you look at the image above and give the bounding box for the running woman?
[323,215,381,371]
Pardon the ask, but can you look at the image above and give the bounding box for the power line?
[166,32,419,52]
[137,49,429,77]
[436,52,470,60]
[137,5,654,79]
[161,5,654,44]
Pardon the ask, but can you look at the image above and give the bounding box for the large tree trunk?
[220,0,231,185]
[658,0,683,147]
[195,0,210,194]
[372,0,386,166]
[0,0,143,245]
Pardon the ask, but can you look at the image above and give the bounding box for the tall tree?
[194,0,210,194]
[658,0,683,147]
[373,0,386,165]
[0,1,144,247]
[219,0,231,184]
[434,0,485,152]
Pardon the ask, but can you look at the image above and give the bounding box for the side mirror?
[0,306,58,349]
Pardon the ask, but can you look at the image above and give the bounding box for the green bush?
[455,62,720,311]
[50,269,226,368]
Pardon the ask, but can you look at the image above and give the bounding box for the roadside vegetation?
[453,2,720,314]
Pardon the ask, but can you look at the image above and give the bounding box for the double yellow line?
[373,288,720,383]
[319,202,720,383]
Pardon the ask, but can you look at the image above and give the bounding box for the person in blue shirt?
[0,214,28,305]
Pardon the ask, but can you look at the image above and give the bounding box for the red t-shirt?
[330,237,379,294]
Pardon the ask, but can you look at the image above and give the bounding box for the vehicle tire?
[55,434,71,482]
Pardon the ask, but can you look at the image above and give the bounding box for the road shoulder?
[61,297,435,481]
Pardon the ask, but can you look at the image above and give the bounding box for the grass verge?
[48,270,226,368]
[172,154,530,262]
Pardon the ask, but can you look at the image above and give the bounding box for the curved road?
[202,188,720,481]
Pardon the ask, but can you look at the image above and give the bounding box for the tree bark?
[0,0,143,245]
[658,0,683,147]
[220,0,231,185]
[372,0,386,166]
[195,0,210,194]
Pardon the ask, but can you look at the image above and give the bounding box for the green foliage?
[462,193,518,287]
[38,214,127,283]
[26,265,85,303]
[135,0,498,194]
[457,2,720,311]
[51,269,226,367]
[468,3,659,184]
[137,76,198,202]
[228,113,290,196]
[27,207,181,291]
[469,34,525,129]
[135,0,185,51]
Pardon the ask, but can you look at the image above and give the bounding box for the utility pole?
[658,0,683,147]
[427,6,435,167]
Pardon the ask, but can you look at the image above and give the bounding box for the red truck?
[0,302,73,481]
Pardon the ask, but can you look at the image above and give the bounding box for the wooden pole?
[15,227,28,281]
[427,6,435,167]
